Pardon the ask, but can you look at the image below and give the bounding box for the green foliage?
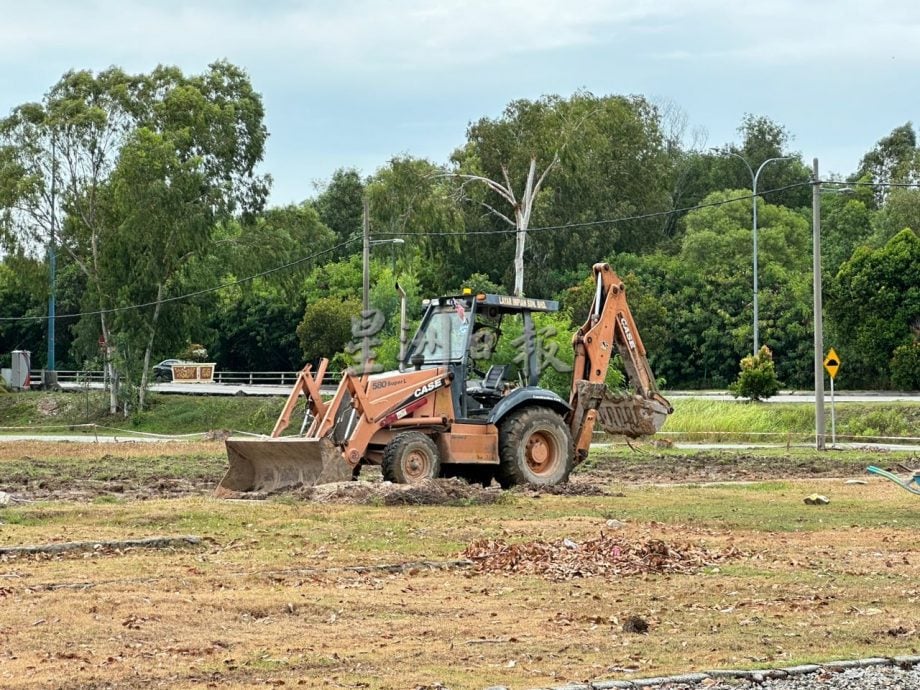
[311,168,365,254]
[871,187,920,245]
[843,407,916,439]
[303,255,363,302]
[206,292,305,371]
[681,190,810,276]
[0,258,46,365]
[729,346,780,401]
[0,62,271,410]
[450,92,674,295]
[2,80,918,396]
[366,156,464,294]
[890,342,920,391]
[455,273,502,295]
[827,228,920,387]
[296,296,361,365]
[177,343,209,362]
[821,194,873,274]
[856,123,918,204]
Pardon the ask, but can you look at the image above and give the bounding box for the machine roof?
[432,293,559,313]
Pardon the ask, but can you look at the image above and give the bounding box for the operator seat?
[467,364,509,406]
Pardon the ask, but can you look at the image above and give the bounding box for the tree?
[207,292,305,371]
[297,296,361,365]
[680,189,810,277]
[451,154,557,297]
[0,257,45,366]
[729,346,780,401]
[871,187,920,246]
[890,342,920,391]
[312,168,365,257]
[0,62,269,411]
[450,92,674,296]
[856,123,918,204]
[0,67,139,409]
[827,229,920,387]
[821,193,873,275]
[365,156,464,295]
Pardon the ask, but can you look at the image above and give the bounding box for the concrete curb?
[520,656,920,690]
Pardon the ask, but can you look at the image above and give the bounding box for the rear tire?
[382,432,441,484]
[497,407,573,488]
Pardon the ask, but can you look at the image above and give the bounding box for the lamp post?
[721,151,793,354]
[369,237,405,274]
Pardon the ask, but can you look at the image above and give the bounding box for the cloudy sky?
[2,0,918,205]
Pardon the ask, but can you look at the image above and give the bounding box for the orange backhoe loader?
[217,263,672,495]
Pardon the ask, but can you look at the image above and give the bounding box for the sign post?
[823,348,841,446]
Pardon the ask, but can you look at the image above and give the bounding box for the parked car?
[153,359,186,382]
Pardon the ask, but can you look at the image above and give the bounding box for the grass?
[0,390,285,435]
[1,437,919,689]
[2,391,919,447]
[659,398,920,442]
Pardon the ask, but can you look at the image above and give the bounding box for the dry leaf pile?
[462,533,744,580]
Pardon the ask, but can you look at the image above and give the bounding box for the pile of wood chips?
[462,533,744,580]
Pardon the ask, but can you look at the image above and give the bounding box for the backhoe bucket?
[217,436,351,495]
[576,381,672,438]
[594,392,671,438]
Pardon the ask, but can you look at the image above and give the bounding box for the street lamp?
[369,237,405,274]
[719,151,793,354]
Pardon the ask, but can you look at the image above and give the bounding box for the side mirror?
[411,353,425,371]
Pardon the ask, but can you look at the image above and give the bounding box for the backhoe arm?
[568,263,672,461]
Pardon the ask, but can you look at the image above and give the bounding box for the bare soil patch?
[1,439,912,504]
[580,450,886,484]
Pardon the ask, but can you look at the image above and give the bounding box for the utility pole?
[47,138,57,383]
[812,158,826,450]
[362,197,370,374]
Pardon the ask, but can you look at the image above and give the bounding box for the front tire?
[497,407,573,488]
[382,432,441,484]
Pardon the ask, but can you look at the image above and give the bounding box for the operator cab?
[404,292,560,421]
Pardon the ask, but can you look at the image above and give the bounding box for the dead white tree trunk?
[452,154,557,296]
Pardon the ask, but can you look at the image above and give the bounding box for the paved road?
[54,381,920,402]
[665,391,920,403]
[58,381,296,396]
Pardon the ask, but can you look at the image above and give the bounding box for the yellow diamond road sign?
[824,348,841,380]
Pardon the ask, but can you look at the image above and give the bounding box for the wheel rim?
[525,430,558,476]
[404,447,433,481]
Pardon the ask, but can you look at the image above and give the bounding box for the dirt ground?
[0,440,910,504]
[1,440,919,689]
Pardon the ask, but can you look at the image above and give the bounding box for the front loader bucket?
[217,436,351,496]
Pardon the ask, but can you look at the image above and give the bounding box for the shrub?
[890,342,920,391]
[729,346,780,401]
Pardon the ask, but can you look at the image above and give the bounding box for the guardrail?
[30,369,344,387]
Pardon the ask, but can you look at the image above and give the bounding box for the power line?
[819,180,920,188]
[0,238,357,323]
[2,177,914,324]
[373,181,813,238]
